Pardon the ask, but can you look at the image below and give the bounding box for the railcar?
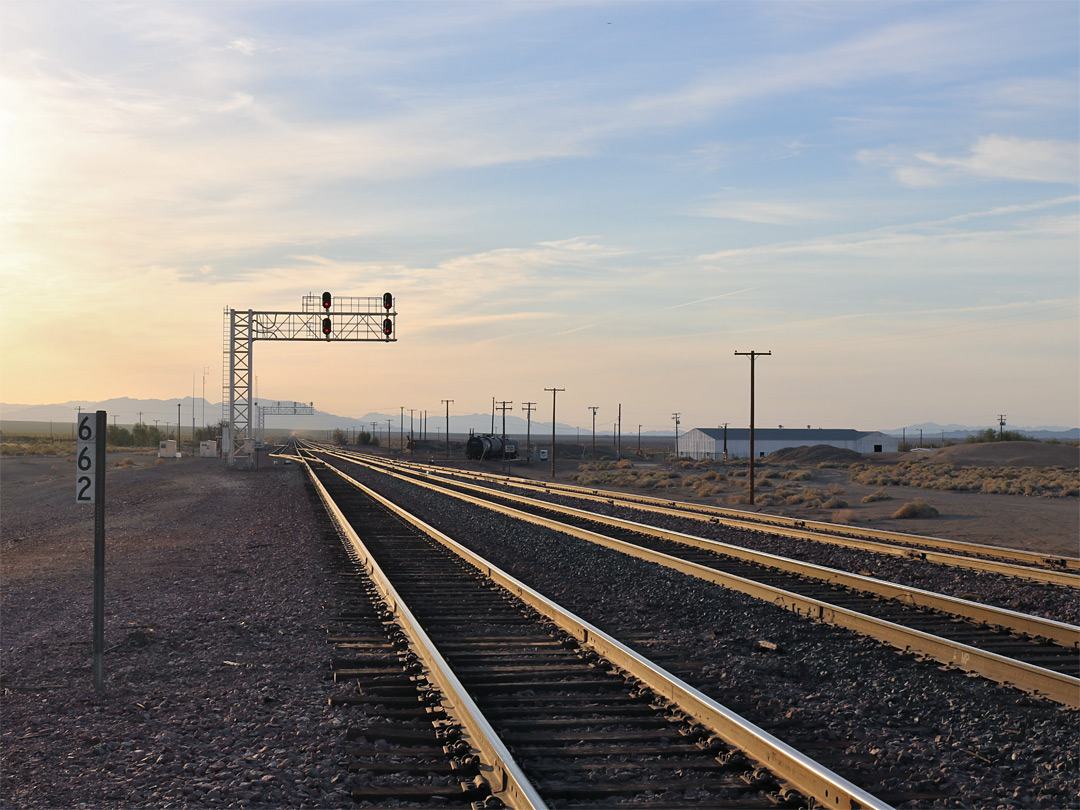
[466,434,517,461]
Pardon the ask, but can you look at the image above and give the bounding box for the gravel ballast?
[337,459,1079,810]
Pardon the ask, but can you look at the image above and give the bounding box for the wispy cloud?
[687,199,827,225]
[859,135,1080,187]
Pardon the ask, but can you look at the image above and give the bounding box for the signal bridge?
[256,400,316,445]
[223,292,396,468]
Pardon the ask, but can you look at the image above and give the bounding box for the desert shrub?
[0,439,72,457]
[892,499,939,519]
[782,470,813,481]
[615,459,634,469]
[861,489,892,503]
[826,483,845,495]
[822,496,848,509]
[831,509,858,525]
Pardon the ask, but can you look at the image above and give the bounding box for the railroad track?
[378,455,1079,584]
[309,446,1080,707]
[297,447,895,810]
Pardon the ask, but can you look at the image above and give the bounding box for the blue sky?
[2,1,1077,432]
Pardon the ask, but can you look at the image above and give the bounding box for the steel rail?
[356,455,1079,650]
[299,454,547,810]
[320,449,1080,708]
[386,456,1080,586]
[312,453,895,810]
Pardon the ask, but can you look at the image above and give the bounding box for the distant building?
[680,427,899,460]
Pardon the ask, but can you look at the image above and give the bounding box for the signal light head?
[322,317,332,336]
[383,292,393,311]
[382,317,393,338]
[322,291,332,310]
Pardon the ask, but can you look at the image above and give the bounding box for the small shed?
[158,439,178,458]
[199,440,218,458]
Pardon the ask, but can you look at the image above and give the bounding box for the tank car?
[466,434,517,460]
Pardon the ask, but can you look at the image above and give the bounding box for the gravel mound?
[924,441,1080,468]
[767,445,865,464]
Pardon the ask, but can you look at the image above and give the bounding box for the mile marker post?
[76,410,107,690]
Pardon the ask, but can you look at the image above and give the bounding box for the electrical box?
[539,449,549,461]
[199,440,218,458]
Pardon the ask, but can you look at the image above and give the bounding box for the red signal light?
[382,317,393,337]
[322,317,332,336]
[322,291,332,310]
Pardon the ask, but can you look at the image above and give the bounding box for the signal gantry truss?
[223,294,396,468]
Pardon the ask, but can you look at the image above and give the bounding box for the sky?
[1,0,1078,433]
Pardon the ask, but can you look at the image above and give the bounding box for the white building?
[680,427,899,460]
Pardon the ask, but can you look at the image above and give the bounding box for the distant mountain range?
[881,423,1079,440]
[2,399,1076,440]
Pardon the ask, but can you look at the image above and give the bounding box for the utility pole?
[998,414,1007,440]
[202,366,209,430]
[491,397,495,435]
[672,413,681,457]
[545,387,564,478]
[723,422,729,460]
[617,403,622,460]
[522,401,536,463]
[734,350,771,506]
[496,401,513,473]
[399,406,404,451]
[588,406,599,459]
[442,400,454,458]
[387,419,392,449]
[409,408,414,440]
[637,424,642,456]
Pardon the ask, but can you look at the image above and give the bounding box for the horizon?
[2,2,1077,431]
[2,397,1076,436]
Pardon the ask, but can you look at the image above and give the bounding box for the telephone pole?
[734,350,771,505]
[442,400,454,458]
[672,413,681,457]
[496,401,513,473]
[588,406,599,459]
[545,387,564,478]
[617,403,622,460]
[998,414,1007,440]
[399,406,404,451]
[522,401,536,463]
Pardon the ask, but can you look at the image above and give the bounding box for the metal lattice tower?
[224,293,396,468]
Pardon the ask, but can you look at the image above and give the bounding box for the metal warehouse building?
[680,427,899,460]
